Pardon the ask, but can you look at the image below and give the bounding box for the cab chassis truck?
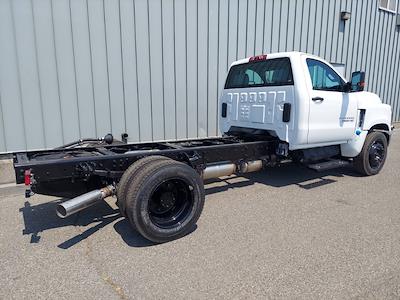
[13,52,393,243]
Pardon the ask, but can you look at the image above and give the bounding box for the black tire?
[125,159,205,243]
[354,131,388,176]
[116,156,169,216]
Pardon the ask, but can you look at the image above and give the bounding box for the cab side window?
[306,59,344,92]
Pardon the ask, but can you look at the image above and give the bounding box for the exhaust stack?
[56,185,115,218]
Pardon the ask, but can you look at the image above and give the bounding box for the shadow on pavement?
[205,162,360,195]
[20,199,122,248]
[19,162,360,248]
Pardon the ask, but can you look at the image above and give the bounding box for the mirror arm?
[342,82,351,93]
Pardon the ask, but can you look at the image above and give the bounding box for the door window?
[306,59,345,92]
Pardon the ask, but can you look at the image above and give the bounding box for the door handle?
[312,96,324,102]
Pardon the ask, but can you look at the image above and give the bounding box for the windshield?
[224,57,294,89]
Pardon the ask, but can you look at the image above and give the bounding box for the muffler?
[202,160,263,180]
[56,185,115,218]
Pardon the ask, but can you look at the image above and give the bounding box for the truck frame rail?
[14,136,280,197]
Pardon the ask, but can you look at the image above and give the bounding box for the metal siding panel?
[87,0,112,137]
[0,95,6,152]
[207,0,219,136]
[174,0,188,139]
[307,0,316,54]
[227,0,238,63]
[318,0,329,58]
[382,15,395,106]
[300,0,310,53]
[217,0,229,134]
[312,0,322,55]
[394,33,400,121]
[293,0,303,51]
[387,18,400,120]
[148,0,164,140]
[336,0,346,63]
[343,0,353,77]
[377,13,391,99]
[372,9,385,94]
[279,0,288,52]
[186,0,198,137]
[120,0,140,142]
[70,0,96,139]
[356,0,367,70]
[207,1,219,136]
[237,0,247,58]
[373,12,387,94]
[197,0,208,137]
[263,0,273,53]
[348,0,362,73]
[344,0,355,77]
[32,0,64,148]
[174,0,187,139]
[363,0,378,88]
[384,22,396,109]
[369,8,383,93]
[286,0,296,51]
[133,0,152,140]
[162,0,176,140]
[271,0,280,52]
[52,0,81,143]
[12,0,46,149]
[330,0,340,62]
[325,0,335,61]
[254,0,265,54]
[0,0,27,152]
[246,0,256,57]
[104,0,126,139]
[2,0,400,154]
[395,36,400,121]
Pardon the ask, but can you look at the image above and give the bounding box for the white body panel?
[220,51,392,158]
[220,86,295,143]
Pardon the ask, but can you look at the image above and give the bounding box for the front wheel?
[354,131,388,176]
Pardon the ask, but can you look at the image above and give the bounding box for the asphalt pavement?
[1,132,400,299]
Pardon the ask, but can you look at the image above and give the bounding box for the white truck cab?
[220,51,392,175]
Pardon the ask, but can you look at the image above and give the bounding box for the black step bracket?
[307,159,351,172]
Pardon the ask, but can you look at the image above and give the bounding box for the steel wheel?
[368,140,385,170]
[354,131,388,176]
[148,178,194,229]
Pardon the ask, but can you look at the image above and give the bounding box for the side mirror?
[351,71,365,92]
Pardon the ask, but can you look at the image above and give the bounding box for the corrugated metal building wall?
[0,0,399,153]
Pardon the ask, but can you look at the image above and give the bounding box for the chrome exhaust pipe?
[202,163,236,180]
[56,185,115,218]
[202,160,263,180]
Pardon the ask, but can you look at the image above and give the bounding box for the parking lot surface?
[1,132,400,299]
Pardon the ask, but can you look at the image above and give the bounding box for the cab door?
[305,58,357,144]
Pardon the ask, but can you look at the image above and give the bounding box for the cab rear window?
[224,57,294,89]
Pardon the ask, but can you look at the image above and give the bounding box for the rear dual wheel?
[117,157,205,243]
[116,155,168,216]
